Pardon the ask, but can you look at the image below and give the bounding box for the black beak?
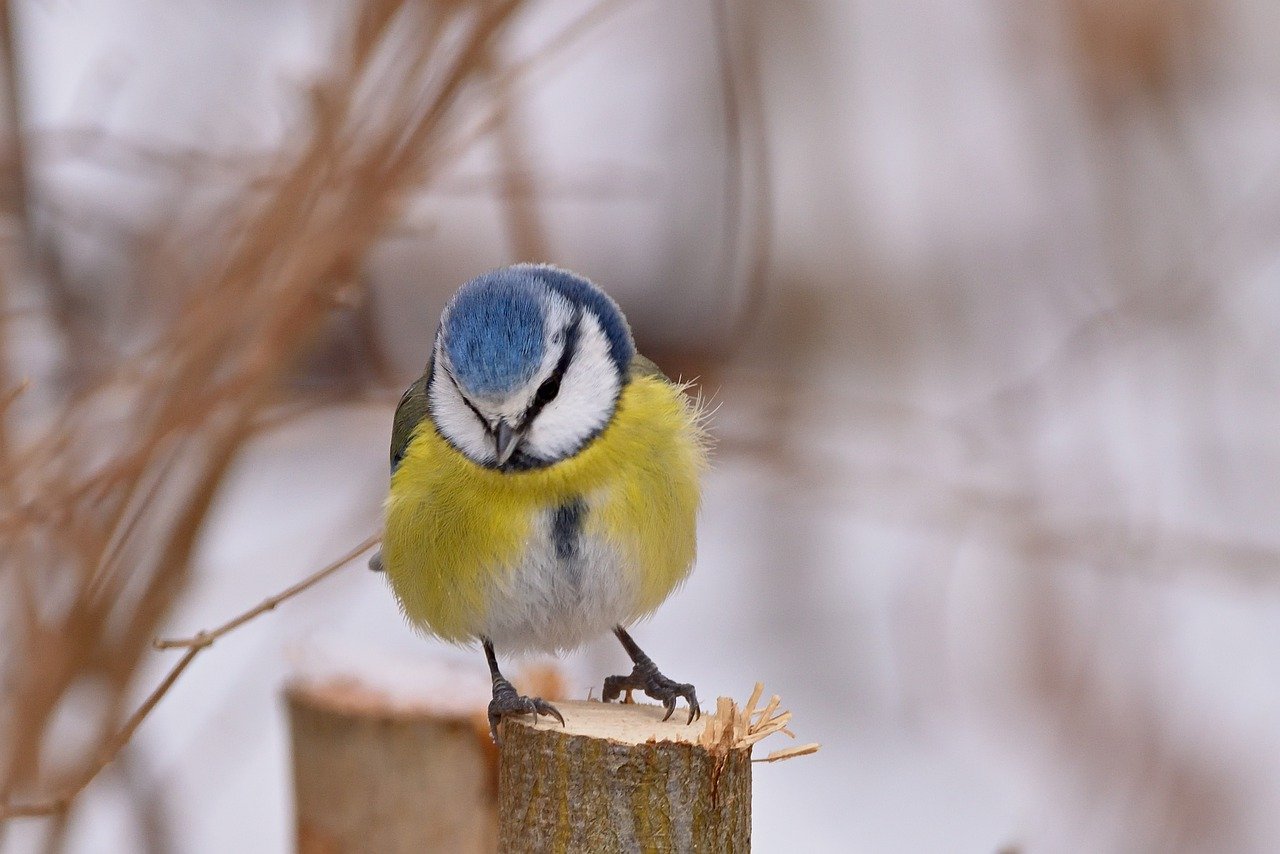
[494,419,522,466]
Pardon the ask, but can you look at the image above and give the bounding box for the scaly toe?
[644,677,699,725]
[532,698,566,727]
[602,665,699,725]
[488,688,561,744]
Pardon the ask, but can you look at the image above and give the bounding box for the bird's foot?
[487,676,564,744]
[602,657,700,724]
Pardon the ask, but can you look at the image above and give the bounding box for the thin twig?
[0,534,378,821]
[0,646,199,820]
[432,0,633,169]
[480,34,551,261]
[153,533,379,650]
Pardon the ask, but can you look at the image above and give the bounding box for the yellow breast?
[382,374,707,642]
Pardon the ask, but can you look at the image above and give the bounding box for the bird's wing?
[629,353,672,383]
[390,372,430,473]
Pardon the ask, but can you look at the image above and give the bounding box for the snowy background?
[6,0,1280,851]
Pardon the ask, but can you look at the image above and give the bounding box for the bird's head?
[428,264,635,471]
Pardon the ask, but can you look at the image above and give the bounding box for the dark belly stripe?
[551,497,586,561]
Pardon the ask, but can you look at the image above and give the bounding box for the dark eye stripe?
[438,360,494,436]
[521,311,582,429]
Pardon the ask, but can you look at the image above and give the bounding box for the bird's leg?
[602,627,701,724]
[483,637,564,744]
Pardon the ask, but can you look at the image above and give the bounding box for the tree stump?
[287,673,815,854]
[287,679,497,854]
[498,699,756,852]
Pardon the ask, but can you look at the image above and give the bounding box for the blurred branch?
[0,0,98,379]
[0,1,646,838]
[154,533,379,651]
[428,0,631,169]
[0,0,592,832]
[112,753,171,854]
[711,0,772,355]
[0,534,377,821]
[481,37,551,261]
[964,152,1280,421]
[719,374,1280,588]
[0,645,201,820]
[0,0,22,473]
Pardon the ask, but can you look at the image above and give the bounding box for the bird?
[374,263,708,742]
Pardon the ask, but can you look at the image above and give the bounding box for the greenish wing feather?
[629,353,672,383]
[390,373,430,473]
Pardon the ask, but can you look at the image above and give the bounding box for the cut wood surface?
[497,689,817,853]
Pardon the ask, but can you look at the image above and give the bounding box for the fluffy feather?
[383,265,708,655]
[382,371,709,653]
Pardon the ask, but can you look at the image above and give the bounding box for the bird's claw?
[487,678,564,745]
[603,662,700,725]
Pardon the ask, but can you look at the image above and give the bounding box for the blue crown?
[442,269,546,396]
[440,266,633,397]
[522,265,634,372]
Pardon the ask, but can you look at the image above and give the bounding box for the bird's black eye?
[534,375,561,406]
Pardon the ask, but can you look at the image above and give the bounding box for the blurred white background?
[5,0,1280,851]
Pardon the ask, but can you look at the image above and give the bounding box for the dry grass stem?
[0,0,632,832]
[0,647,201,820]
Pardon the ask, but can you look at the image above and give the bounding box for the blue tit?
[374,264,708,740]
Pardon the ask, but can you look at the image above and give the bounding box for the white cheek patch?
[428,339,496,465]
[428,301,624,468]
[523,311,621,460]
